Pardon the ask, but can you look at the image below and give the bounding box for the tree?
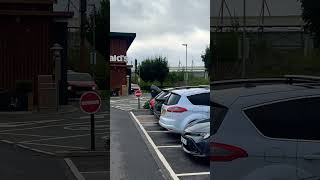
[201,45,213,77]
[87,0,109,58]
[299,0,320,47]
[139,56,169,86]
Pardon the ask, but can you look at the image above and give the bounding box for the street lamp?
[182,43,188,85]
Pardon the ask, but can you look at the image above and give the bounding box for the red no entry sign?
[134,90,142,97]
[80,91,101,114]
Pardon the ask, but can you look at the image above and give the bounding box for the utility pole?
[241,0,247,78]
[67,0,70,11]
[89,4,96,79]
[79,0,87,72]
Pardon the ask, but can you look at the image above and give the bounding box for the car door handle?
[303,154,320,160]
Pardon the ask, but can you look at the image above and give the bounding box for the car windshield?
[68,73,92,81]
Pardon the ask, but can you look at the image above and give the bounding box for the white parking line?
[157,145,181,148]
[20,132,108,143]
[21,142,85,149]
[147,130,170,133]
[0,121,101,133]
[129,112,179,180]
[65,158,86,180]
[176,172,210,177]
[0,133,57,138]
[80,171,109,174]
[0,119,65,128]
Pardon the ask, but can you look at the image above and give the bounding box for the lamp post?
[182,43,188,85]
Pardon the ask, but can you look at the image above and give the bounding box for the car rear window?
[244,97,320,140]
[68,73,92,81]
[156,91,168,99]
[187,93,210,106]
[165,93,181,105]
[211,102,228,135]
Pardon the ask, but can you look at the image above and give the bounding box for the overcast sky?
[111,0,210,67]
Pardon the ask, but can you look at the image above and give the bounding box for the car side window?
[298,97,320,140]
[165,93,181,105]
[244,98,306,139]
[187,93,210,106]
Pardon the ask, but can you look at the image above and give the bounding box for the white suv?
[210,76,320,180]
[159,88,210,134]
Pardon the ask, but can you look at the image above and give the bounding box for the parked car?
[67,71,98,97]
[181,118,210,158]
[159,88,210,134]
[131,83,140,93]
[153,88,175,118]
[210,75,320,180]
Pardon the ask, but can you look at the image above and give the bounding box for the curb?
[129,112,177,180]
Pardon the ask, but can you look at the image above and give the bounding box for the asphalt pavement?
[110,107,165,180]
[0,141,71,180]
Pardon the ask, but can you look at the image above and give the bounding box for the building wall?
[0,16,53,104]
[110,39,128,56]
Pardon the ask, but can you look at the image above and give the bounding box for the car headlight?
[199,132,210,139]
[92,86,96,90]
[67,86,72,90]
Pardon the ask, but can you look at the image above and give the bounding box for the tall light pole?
[182,43,188,85]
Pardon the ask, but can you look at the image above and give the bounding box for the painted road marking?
[147,130,170,133]
[0,119,65,128]
[65,158,86,180]
[130,112,179,180]
[78,115,105,119]
[0,120,103,133]
[21,142,86,149]
[20,132,108,143]
[0,132,57,138]
[64,124,108,131]
[80,171,109,174]
[157,145,181,148]
[176,172,210,177]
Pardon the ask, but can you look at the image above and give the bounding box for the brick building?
[110,32,136,95]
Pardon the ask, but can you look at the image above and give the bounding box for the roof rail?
[211,75,320,89]
[284,75,320,84]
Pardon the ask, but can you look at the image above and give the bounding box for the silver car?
[210,75,320,180]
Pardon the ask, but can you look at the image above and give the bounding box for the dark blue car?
[181,118,210,158]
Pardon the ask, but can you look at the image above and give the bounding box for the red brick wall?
[110,39,128,56]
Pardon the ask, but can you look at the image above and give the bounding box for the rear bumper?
[159,118,182,134]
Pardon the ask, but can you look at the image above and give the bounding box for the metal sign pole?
[138,97,140,109]
[90,114,95,151]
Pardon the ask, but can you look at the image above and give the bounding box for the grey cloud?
[111,0,210,67]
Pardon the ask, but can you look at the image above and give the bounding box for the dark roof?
[110,32,136,49]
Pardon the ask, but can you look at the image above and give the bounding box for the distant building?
[110,32,136,95]
[169,66,208,79]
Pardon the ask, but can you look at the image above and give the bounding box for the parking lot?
[0,107,109,180]
[130,111,209,180]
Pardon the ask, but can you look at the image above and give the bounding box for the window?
[187,93,210,106]
[165,93,181,105]
[244,97,320,140]
[211,102,228,135]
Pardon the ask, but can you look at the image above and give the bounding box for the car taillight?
[210,143,248,161]
[167,106,188,113]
